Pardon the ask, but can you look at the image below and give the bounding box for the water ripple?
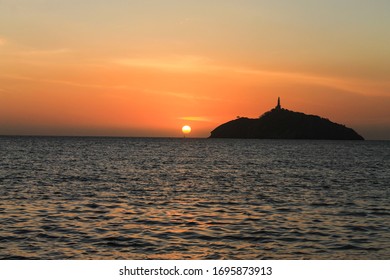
[0,137,389,259]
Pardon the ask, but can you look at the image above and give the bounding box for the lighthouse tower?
[275,97,281,110]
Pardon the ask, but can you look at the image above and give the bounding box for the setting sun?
[182,125,192,135]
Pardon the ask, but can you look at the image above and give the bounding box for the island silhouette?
[209,98,364,140]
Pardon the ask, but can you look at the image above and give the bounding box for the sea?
[0,136,389,259]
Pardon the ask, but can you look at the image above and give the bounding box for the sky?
[1,0,389,139]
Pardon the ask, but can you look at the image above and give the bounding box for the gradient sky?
[1,0,389,139]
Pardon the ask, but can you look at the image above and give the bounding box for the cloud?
[114,54,390,97]
[4,49,389,100]
[0,74,120,90]
[113,55,212,72]
[142,89,222,102]
[178,116,211,122]
[18,48,71,56]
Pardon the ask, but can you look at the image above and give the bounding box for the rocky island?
[210,98,364,140]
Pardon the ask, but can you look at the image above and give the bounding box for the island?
[209,98,364,140]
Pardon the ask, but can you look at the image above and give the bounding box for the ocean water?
[0,136,389,259]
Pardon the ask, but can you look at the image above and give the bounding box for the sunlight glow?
[182,125,192,135]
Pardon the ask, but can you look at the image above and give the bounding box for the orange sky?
[1,1,389,139]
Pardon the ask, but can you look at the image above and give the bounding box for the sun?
[182,125,192,135]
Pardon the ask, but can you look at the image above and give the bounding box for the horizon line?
[1,134,389,141]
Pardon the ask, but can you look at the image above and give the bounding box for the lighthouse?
[275,97,281,110]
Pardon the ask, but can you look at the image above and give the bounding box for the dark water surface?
[0,137,389,259]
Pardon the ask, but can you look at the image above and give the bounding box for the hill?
[209,98,364,140]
